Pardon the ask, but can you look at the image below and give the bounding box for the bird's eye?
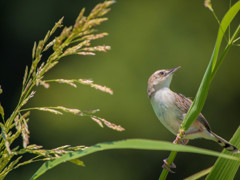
[159,71,164,76]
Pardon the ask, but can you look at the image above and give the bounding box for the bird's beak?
[167,66,181,75]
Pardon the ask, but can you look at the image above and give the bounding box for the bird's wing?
[174,93,211,132]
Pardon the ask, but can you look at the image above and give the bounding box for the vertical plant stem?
[211,24,240,80]
[228,0,232,40]
[159,151,177,180]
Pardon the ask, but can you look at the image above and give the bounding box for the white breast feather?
[150,88,181,135]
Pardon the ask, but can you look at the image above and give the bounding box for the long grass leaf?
[206,127,240,180]
[30,139,240,180]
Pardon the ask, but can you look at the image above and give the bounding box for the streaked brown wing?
[174,93,211,132]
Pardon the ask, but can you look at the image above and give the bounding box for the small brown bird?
[148,66,239,153]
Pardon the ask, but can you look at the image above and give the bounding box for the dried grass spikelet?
[26,144,43,150]
[91,116,125,131]
[78,79,113,95]
[38,108,63,115]
[83,45,111,52]
[82,32,108,40]
[77,52,96,56]
[0,123,12,154]
[39,80,50,88]
[204,0,213,11]
[91,116,104,128]
[55,79,77,88]
[22,91,36,106]
[57,106,81,115]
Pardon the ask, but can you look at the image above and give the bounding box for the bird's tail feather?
[211,132,239,153]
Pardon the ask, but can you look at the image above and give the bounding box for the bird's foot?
[173,133,189,145]
[173,133,182,144]
[162,158,176,173]
[181,139,189,145]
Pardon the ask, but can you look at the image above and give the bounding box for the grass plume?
[0,1,124,179]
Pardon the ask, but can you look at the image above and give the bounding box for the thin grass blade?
[181,0,240,132]
[184,166,212,180]
[30,139,240,180]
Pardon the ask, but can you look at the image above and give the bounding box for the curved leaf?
[181,0,240,131]
[30,139,240,179]
[161,1,240,180]
[184,166,212,180]
[206,127,240,180]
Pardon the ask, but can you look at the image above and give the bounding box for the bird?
[147,66,239,153]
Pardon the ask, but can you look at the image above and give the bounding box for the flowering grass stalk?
[0,1,124,179]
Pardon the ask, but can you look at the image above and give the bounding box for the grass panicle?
[0,1,123,179]
[1,1,239,180]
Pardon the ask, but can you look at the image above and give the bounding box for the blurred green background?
[1,0,240,179]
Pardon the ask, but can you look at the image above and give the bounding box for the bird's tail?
[211,132,239,153]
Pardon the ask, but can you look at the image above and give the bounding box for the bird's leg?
[162,132,190,173]
[162,135,185,173]
[173,133,182,144]
[162,158,176,173]
[173,133,189,145]
[181,139,189,145]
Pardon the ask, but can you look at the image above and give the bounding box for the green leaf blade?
[212,0,240,70]
[181,0,240,132]
[0,103,4,121]
[30,139,240,180]
[69,159,85,167]
[206,127,240,180]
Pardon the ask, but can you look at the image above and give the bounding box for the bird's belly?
[151,92,182,135]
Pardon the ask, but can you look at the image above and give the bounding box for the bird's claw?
[162,158,176,173]
[173,134,189,145]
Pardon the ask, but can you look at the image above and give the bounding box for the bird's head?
[147,66,180,97]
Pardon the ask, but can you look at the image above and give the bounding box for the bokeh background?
[1,0,240,179]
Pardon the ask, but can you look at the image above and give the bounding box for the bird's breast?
[150,88,182,135]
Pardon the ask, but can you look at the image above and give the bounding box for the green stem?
[159,151,177,180]
[211,10,228,43]
[211,23,240,81]
[5,82,35,130]
[233,36,240,44]
[20,106,62,112]
[228,0,232,40]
